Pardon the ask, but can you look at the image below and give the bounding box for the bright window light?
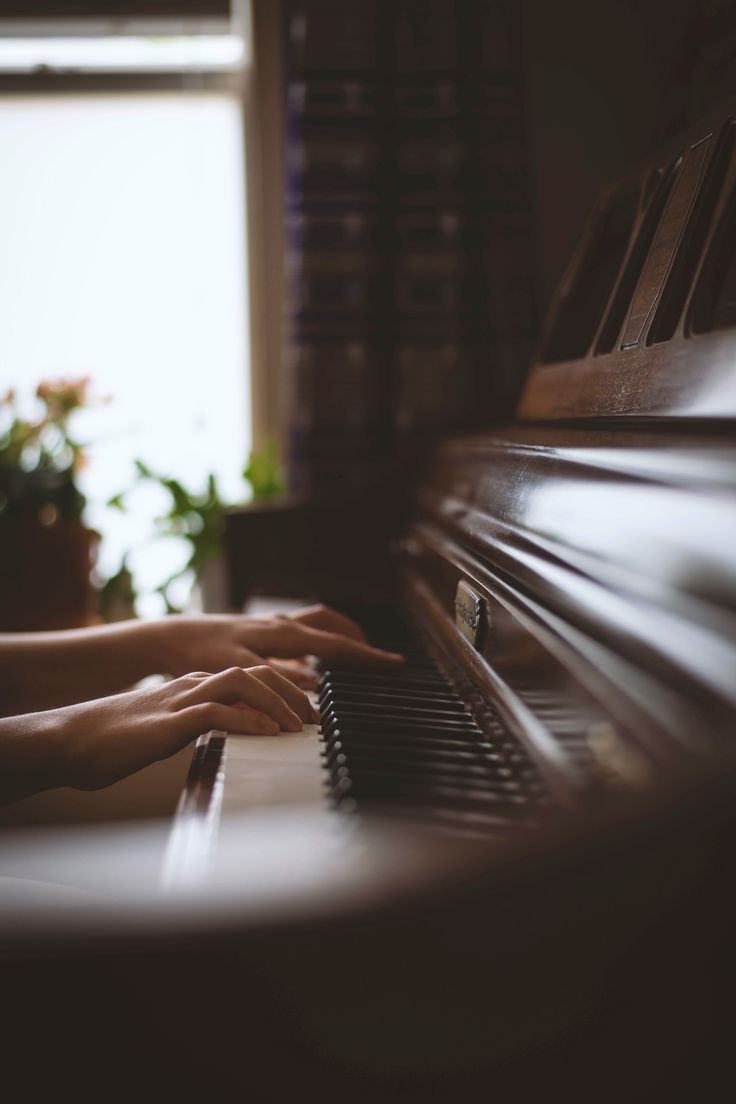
[0,93,250,615]
[0,35,246,73]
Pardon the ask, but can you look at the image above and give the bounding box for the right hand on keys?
[0,666,316,801]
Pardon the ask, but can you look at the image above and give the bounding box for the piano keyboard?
[167,613,554,888]
[318,625,551,835]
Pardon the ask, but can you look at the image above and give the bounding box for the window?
[0,26,251,614]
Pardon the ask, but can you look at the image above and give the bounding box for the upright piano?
[210,96,736,839]
[157,94,736,1095]
[4,97,736,1103]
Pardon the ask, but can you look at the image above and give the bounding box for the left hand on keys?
[150,604,404,689]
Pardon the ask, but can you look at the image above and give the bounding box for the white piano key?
[220,723,327,814]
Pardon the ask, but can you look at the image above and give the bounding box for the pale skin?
[0,605,403,804]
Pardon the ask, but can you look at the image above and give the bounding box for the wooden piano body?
[222,94,736,815]
[3,99,736,1102]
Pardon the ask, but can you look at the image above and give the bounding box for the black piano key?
[324,739,507,770]
[322,733,500,759]
[322,718,482,742]
[322,688,472,715]
[320,700,476,722]
[321,697,471,721]
[322,681,464,700]
[321,670,452,689]
[323,725,487,743]
[329,758,523,791]
[320,687,463,707]
[334,775,530,812]
[322,689,451,704]
[324,726,500,751]
[324,742,530,786]
[324,740,507,769]
[332,774,525,807]
[322,680,455,699]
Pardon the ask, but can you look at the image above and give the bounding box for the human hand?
[50,665,317,792]
[149,605,403,688]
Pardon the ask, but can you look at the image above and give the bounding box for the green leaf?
[243,438,285,501]
[134,458,153,479]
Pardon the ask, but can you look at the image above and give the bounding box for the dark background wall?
[521,0,694,314]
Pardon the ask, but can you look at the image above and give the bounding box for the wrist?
[0,708,75,801]
[133,617,178,675]
[42,706,78,790]
[105,618,167,679]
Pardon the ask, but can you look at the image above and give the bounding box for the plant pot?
[193,554,230,613]
[0,517,99,631]
[0,466,84,523]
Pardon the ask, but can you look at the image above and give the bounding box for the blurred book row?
[283,0,536,492]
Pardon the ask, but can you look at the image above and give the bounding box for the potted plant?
[0,379,100,630]
[108,440,285,613]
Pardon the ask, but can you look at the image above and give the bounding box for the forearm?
[0,621,159,715]
[0,709,68,803]
[0,666,314,804]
